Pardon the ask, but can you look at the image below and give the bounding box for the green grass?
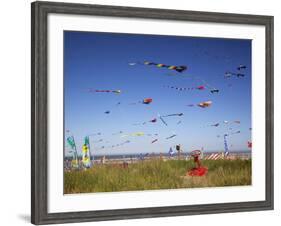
[64,159,251,194]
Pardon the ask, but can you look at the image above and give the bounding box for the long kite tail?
[162,113,183,117]
[158,115,168,126]
[130,61,187,73]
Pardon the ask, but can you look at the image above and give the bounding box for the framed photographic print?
[31,1,274,225]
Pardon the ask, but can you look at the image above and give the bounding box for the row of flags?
[66,134,251,169]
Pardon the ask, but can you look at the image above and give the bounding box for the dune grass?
[64,159,251,194]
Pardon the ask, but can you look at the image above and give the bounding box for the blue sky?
[64,31,252,156]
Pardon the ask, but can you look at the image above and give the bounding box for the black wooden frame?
[31,1,274,224]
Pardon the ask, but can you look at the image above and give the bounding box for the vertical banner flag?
[67,136,79,168]
[82,136,92,168]
[224,134,229,156]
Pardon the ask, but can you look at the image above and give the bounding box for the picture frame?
[31,1,274,225]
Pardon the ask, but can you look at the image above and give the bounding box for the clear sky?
[64,31,251,156]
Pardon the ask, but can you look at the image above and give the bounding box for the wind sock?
[67,136,78,169]
[82,136,92,168]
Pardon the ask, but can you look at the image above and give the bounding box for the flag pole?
[87,136,93,167]
[72,135,78,168]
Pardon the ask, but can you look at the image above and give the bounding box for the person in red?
[193,154,201,168]
[187,150,208,176]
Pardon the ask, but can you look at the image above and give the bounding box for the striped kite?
[129,61,187,72]
[137,61,188,73]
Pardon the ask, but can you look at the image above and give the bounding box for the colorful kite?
[138,61,188,73]
[197,101,212,108]
[129,61,187,73]
[130,98,153,105]
[143,98,153,104]
[129,61,219,93]
[187,101,212,108]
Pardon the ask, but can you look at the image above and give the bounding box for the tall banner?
[223,134,229,156]
[67,136,78,169]
[82,136,92,168]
